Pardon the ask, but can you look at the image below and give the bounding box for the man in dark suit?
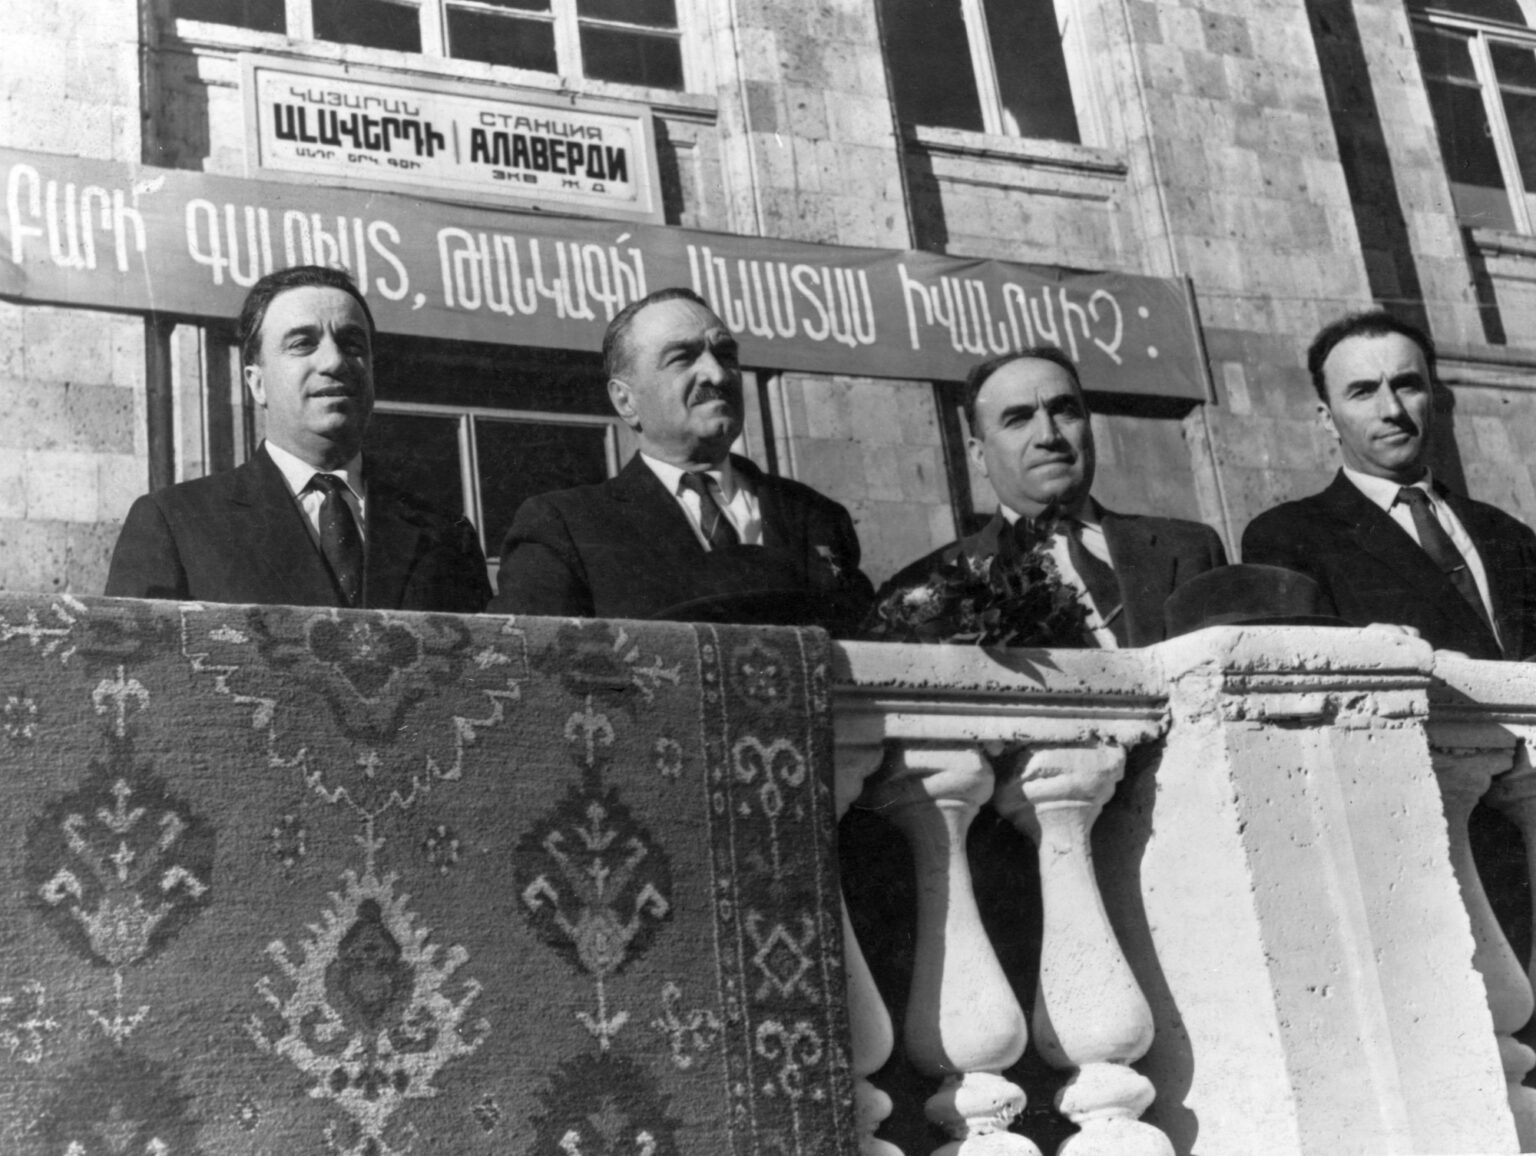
[106,265,491,612]
[1242,311,1536,660]
[879,346,1227,647]
[489,287,871,630]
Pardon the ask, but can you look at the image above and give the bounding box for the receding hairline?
[965,348,1086,436]
[602,286,716,383]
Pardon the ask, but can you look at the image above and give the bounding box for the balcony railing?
[835,625,1532,1155]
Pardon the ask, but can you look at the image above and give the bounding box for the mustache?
[691,384,736,405]
[1380,414,1420,437]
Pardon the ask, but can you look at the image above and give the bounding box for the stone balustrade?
[834,626,1524,1156]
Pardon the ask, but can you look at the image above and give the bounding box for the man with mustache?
[489,287,872,630]
[877,346,1227,646]
[106,265,492,611]
[1243,311,1536,659]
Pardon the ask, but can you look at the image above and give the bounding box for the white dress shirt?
[999,499,1118,648]
[263,441,368,549]
[640,453,763,549]
[1342,466,1498,644]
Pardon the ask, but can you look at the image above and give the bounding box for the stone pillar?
[1430,744,1536,1147]
[1119,626,1519,1153]
[836,715,903,1156]
[993,745,1171,1156]
[866,743,1039,1156]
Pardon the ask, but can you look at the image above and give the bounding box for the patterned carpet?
[0,594,853,1155]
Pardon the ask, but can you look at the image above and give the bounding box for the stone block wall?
[1,0,145,595]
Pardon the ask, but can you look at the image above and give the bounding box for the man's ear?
[966,433,990,479]
[244,362,267,409]
[1317,400,1337,441]
[608,378,640,430]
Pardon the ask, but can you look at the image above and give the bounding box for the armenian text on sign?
[245,60,661,223]
[0,145,1208,399]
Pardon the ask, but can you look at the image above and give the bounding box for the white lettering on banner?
[687,245,875,349]
[437,228,646,321]
[6,164,145,273]
[902,263,1126,366]
[184,198,408,298]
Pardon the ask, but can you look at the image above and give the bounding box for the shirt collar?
[1343,465,1434,513]
[997,495,1096,527]
[264,440,364,501]
[640,452,737,502]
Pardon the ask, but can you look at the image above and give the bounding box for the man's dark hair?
[602,287,712,381]
[237,265,376,368]
[1307,311,1436,403]
[962,346,1084,434]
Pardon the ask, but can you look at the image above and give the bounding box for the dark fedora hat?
[1164,564,1346,638]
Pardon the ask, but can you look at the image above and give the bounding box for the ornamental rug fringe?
[0,594,854,1156]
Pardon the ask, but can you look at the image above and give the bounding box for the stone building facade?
[3,0,1536,595]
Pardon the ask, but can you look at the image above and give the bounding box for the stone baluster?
[836,721,903,1156]
[1431,745,1536,1146]
[992,743,1172,1156]
[866,743,1040,1156]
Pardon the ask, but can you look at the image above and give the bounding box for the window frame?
[1416,7,1536,234]
[879,0,1091,144]
[196,0,694,92]
[371,398,624,557]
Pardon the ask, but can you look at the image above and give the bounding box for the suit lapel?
[1322,474,1469,602]
[736,456,795,550]
[235,451,339,606]
[1324,474,1501,652]
[1442,487,1522,656]
[1100,508,1171,645]
[363,481,425,610]
[611,455,709,558]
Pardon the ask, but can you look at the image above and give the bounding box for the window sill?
[164,18,718,121]
[1467,226,1536,260]
[902,123,1127,178]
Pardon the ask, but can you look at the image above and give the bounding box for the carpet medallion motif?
[0,594,853,1154]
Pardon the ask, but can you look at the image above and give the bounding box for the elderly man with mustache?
[1243,311,1536,660]
[488,287,872,631]
[106,265,492,612]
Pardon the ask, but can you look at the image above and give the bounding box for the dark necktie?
[1396,486,1495,640]
[1065,521,1128,647]
[679,472,740,551]
[309,473,364,606]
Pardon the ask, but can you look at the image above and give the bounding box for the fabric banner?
[0,593,853,1155]
[0,146,1208,398]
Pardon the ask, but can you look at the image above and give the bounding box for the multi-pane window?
[368,336,624,572]
[172,0,686,91]
[1413,3,1536,232]
[876,0,1080,143]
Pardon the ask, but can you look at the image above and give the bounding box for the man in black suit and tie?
[1242,311,1536,660]
[878,346,1227,647]
[489,287,872,630]
[105,265,491,612]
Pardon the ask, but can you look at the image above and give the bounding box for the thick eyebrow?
[278,321,369,345]
[995,402,1038,425]
[657,331,738,363]
[1342,370,1424,393]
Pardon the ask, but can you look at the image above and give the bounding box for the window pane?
[477,0,551,10]
[474,419,611,554]
[366,413,468,524]
[1407,0,1529,23]
[877,0,984,131]
[448,9,558,71]
[1494,42,1536,191]
[1418,27,1517,228]
[986,0,1080,143]
[313,0,422,52]
[578,0,676,28]
[172,0,285,32]
[580,26,684,88]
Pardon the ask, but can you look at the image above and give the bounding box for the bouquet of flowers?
[862,517,1089,647]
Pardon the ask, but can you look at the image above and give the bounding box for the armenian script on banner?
[0,146,1209,399]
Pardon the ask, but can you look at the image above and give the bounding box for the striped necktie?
[308,473,364,606]
[679,472,740,551]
